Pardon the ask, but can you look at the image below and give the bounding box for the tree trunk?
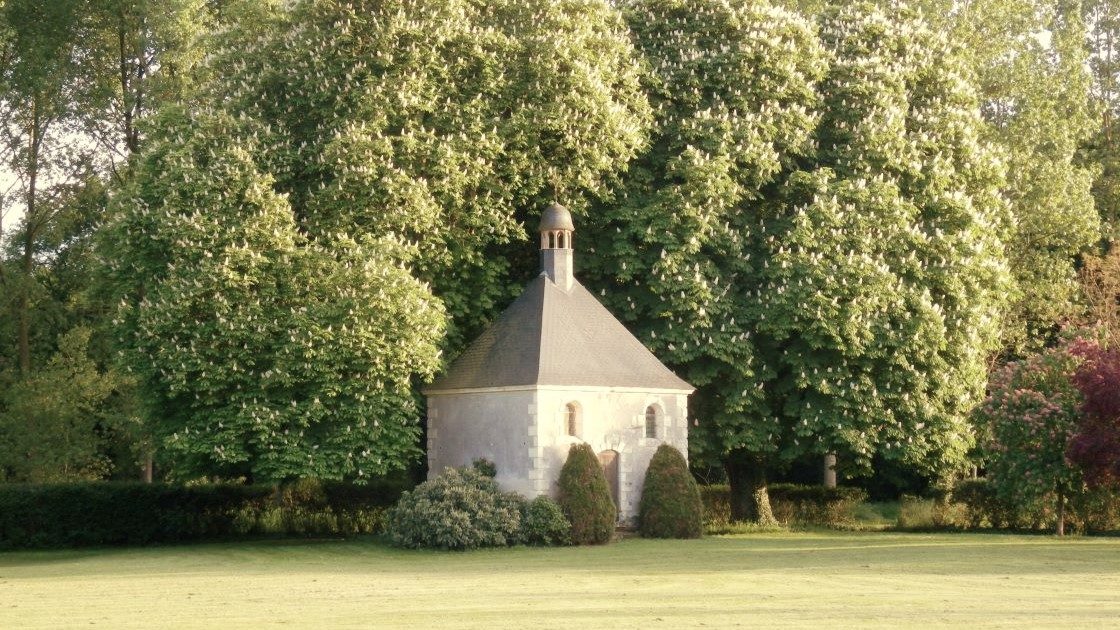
[18,227,32,374]
[17,102,41,375]
[726,454,777,526]
[17,135,36,374]
[141,452,153,483]
[822,453,837,488]
[17,289,31,373]
[1056,489,1066,537]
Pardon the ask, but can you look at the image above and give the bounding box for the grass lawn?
[2,531,1119,628]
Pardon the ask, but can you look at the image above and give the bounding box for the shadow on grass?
[0,535,384,567]
[3,531,1119,579]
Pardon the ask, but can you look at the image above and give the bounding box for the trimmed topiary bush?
[521,496,572,546]
[639,444,702,538]
[386,467,523,550]
[557,443,616,545]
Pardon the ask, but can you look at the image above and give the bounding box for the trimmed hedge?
[278,477,410,511]
[639,444,702,539]
[557,444,617,545]
[0,478,410,549]
[0,483,271,548]
[700,483,867,528]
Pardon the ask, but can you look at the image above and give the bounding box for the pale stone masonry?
[424,204,693,525]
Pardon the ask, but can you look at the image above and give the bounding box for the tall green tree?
[0,0,87,374]
[1085,0,1120,241]
[584,0,826,523]
[201,0,651,350]
[0,328,123,482]
[586,0,1010,521]
[0,0,211,482]
[911,0,1100,354]
[101,0,651,481]
[80,0,211,480]
[102,109,446,482]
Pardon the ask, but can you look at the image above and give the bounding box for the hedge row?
[898,479,1120,533]
[700,483,868,528]
[0,478,411,549]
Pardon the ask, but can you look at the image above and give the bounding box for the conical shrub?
[638,444,703,538]
[557,443,616,544]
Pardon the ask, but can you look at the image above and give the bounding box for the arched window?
[645,405,658,439]
[566,402,580,437]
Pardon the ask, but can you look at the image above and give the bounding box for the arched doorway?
[598,449,620,512]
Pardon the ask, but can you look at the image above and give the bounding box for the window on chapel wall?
[566,402,579,437]
[645,405,659,439]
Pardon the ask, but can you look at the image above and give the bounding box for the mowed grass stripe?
[1,532,1118,628]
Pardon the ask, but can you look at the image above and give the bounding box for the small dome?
[539,203,575,232]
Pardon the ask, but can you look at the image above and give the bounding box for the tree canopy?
[101,108,446,482]
[1086,0,1120,242]
[0,0,1114,497]
[585,0,1010,519]
[98,0,653,481]
[909,0,1101,354]
[200,0,651,350]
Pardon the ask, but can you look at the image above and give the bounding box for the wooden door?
[598,449,620,512]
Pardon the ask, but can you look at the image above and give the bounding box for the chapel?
[423,203,693,524]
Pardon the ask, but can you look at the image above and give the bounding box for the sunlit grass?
[2,531,1118,628]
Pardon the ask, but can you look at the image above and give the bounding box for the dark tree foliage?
[1068,342,1120,488]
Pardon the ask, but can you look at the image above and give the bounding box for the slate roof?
[425,275,693,393]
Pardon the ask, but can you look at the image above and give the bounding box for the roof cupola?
[540,202,574,291]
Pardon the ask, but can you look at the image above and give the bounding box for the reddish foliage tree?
[978,342,1084,535]
[1068,342,1120,488]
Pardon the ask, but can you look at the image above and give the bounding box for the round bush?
[386,467,523,550]
[521,496,571,546]
[638,444,703,538]
[557,443,616,545]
